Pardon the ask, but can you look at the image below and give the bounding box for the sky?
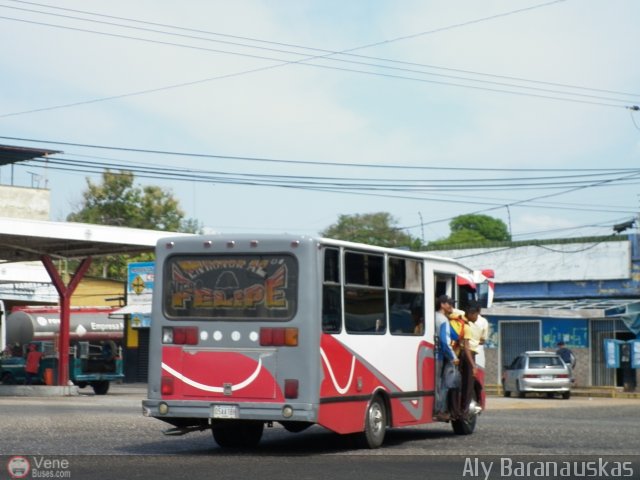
[1,0,639,244]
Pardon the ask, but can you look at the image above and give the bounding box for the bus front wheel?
[212,421,264,449]
[359,395,387,449]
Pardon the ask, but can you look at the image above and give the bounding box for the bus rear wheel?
[452,392,479,435]
[358,396,387,449]
[212,421,264,449]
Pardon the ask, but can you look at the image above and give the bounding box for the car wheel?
[516,381,525,398]
[562,391,571,400]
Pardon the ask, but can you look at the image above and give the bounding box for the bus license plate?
[212,405,238,419]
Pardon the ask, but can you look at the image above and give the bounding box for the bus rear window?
[164,254,298,320]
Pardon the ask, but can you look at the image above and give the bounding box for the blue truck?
[0,340,123,394]
[1,306,125,394]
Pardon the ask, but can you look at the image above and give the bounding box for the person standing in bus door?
[25,343,43,385]
[435,295,453,332]
[434,295,454,415]
[436,310,462,419]
[461,302,483,413]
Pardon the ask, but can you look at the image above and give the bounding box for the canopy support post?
[41,255,92,386]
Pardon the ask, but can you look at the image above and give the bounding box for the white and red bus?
[143,234,494,448]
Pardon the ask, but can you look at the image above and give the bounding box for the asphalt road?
[1,385,639,479]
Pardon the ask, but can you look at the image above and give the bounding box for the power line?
[14,0,635,100]
[511,216,636,238]
[2,0,636,107]
[400,170,640,229]
[0,11,628,109]
[4,135,640,173]
[10,0,637,101]
[2,1,634,117]
[63,149,640,213]
[0,11,627,114]
[26,155,640,188]
[21,156,639,217]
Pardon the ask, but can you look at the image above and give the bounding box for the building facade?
[429,234,640,390]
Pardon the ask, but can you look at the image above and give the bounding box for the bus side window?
[322,248,341,333]
[344,251,386,334]
[322,285,341,333]
[389,257,424,336]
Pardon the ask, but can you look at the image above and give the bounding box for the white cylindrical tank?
[6,307,124,346]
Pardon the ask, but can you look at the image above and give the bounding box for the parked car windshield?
[527,356,564,368]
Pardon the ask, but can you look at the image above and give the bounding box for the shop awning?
[109,303,152,317]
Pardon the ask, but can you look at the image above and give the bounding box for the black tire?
[280,421,312,433]
[359,396,387,449]
[516,381,526,398]
[452,392,479,435]
[92,381,110,395]
[1,372,16,385]
[562,391,571,400]
[212,421,264,448]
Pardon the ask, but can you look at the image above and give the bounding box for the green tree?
[67,170,201,279]
[321,212,421,249]
[428,214,510,248]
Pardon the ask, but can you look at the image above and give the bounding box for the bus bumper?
[142,399,317,423]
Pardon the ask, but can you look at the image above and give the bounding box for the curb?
[486,384,640,399]
[0,385,79,396]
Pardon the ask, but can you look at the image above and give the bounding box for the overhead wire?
[21,156,639,217]
[1,1,636,239]
[24,156,640,188]
[3,134,640,173]
[10,0,638,100]
[2,0,636,117]
[0,0,636,108]
[398,170,640,231]
[0,11,627,113]
[13,0,637,99]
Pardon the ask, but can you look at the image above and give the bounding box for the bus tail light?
[284,379,299,399]
[259,327,298,346]
[162,326,199,345]
[161,376,174,395]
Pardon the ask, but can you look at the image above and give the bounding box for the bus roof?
[156,233,470,271]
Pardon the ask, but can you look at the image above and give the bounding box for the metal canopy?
[0,216,192,387]
[0,216,187,263]
[487,298,640,319]
[0,144,60,166]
